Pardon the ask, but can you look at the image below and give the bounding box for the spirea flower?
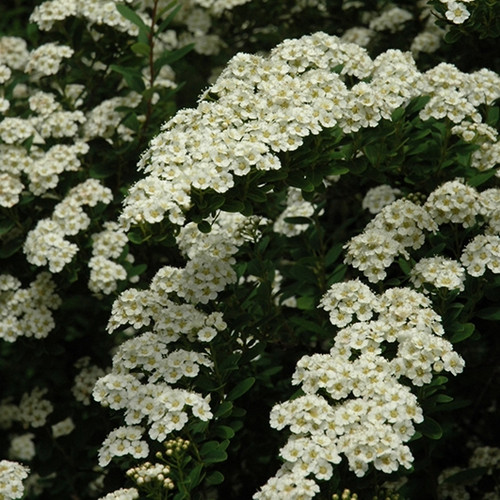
[410,256,466,292]
[0,460,29,500]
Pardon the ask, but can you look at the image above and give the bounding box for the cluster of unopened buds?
[126,462,174,490]
[162,437,190,457]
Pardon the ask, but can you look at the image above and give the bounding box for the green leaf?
[468,169,497,187]
[154,44,195,73]
[197,220,211,233]
[296,296,315,310]
[450,322,475,343]
[444,29,462,44]
[227,377,255,401]
[203,450,228,464]
[326,164,349,176]
[110,64,145,92]
[486,106,499,127]
[205,471,224,486]
[131,41,150,57]
[0,237,23,258]
[430,375,448,387]
[398,257,412,275]
[0,219,15,236]
[406,95,431,115]
[185,464,203,489]
[476,307,500,320]
[122,112,141,132]
[435,394,454,403]
[289,316,325,335]
[363,143,383,166]
[325,243,343,267]
[221,199,245,213]
[214,425,235,439]
[327,263,347,286]
[127,263,147,277]
[391,106,405,122]
[116,3,149,34]
[127,231,147,244]
[157,3,182,34]
[284,216,311,225]
[214,401,233,418]
[443,467,488,485]
[417,417,443,440]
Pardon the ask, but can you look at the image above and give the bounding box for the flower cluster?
[0,460,29,500]
[2,387,54,460]
[30,0,138,34]
[0,273,61,342]
[410,256,466,292]
[72,357,109,406]
[51,417,75,438]
[89,222,130,295]
[23,179,113,273]
[256,284,463,497]
[93,375,212,464]
[344,199,436,282]
[25,42,74,77]
[368,7,413,33]
[345,180,500,283]
[361,185,401,214]
[8,434,36,462]
[97,487,139,500]
[97,426,149,468]
[273,188,318,237]
[436,0,474,24]
[452,121,500,172]
[127,461,174,489]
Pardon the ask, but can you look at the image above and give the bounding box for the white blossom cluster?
[434,0,474,24]
[92,211,267,463]
[83,94,143,143]
[0,388,54,461]
[30,0,138,34]
[452,121,500,172]
[97,426,150,467]
[274,188,318,237]
[410,256,466,292]
[0,273,61,342]
[345,181,500,283]
[8,434,36,462]
[345,199,437,282]
[93,378,212,465]
[124,31,498,235]
[362,184,401,214]
[16,387,54,429]
[0,460,29,500]
[72,357,109,405]
[95,32,499,475]
[89,222,130,295]
[191,0,252,15]
[255,284,463,498]
[25,42,74,77]
[23,179,113,273]
[419,63,500,126]
[410,4,446,57]
[368,7,413,33]
[51,417,75,438]
[127,461,174,489]
[98,487,139,500]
